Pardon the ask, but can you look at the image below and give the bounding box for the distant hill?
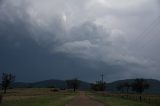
[13,79,91,90]
[30,79,66,88]
[79,81,91,90]
[107,79,160,94]
[11,79,160,93]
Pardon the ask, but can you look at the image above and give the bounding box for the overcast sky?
[0,0,160,82]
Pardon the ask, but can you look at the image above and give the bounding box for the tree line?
[0,73,106,93]
[116,79,150,101]
[0,73,81,93]
[116,79,150,94]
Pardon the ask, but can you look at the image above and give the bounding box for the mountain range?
[11,79,160,93]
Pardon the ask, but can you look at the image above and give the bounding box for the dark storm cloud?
[0,36,132,82]
[0,0,160,82]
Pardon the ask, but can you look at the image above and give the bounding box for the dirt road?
[65,92,104,106]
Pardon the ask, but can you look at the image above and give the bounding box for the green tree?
[66,78,80,92]
[124,82,130,94]
[132,79,149,101]
[116,83,124,93]
[2,73,15,94]
[91,81,106,91]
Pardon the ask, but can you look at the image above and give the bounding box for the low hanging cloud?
[0,0,160,80]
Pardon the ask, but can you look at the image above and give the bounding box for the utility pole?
[101,73,104,83]
[100,73,106,91]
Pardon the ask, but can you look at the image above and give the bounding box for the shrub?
[50,88,60,92]
[47,85,55,88]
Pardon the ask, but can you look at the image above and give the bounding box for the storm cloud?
[0,0,160,82]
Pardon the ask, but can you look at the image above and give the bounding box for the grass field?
[2,89,160,106]
[0,88,77,106]
[87,92,156,106]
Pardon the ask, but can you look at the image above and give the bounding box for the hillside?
[13,79,91,90]
[107,79,160,94]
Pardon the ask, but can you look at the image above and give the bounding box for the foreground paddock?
[0,88,76,106]
[1,89,160,106]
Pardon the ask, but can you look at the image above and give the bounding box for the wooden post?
[0,95,3,104]
[140,95,142,102]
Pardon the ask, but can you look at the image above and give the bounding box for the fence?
[96,92,160,106]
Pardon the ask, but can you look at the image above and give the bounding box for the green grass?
[88,92,154,106]
[3,92,76,106]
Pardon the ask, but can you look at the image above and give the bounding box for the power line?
[130,15,160,49]
[139,25,160,50]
